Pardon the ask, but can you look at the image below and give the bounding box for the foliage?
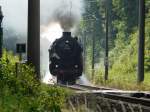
[109,31,138,74]
[145,18,150,72]
[0,50,66,112]
[79,0,150,90]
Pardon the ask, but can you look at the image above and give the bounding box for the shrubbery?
[0,50,66,112]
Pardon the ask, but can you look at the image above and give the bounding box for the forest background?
[78,0,150,89]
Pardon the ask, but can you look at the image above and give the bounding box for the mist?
[0,0,27,35]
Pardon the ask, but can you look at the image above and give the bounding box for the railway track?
[57,83,150,108]
[91,92,150,107]
[57,83,114,91]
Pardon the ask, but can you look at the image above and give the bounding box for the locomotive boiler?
[49,32,83,84]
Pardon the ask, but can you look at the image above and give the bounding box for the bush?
[0,50,66,112]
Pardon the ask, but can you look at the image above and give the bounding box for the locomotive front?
[49,32,83,84]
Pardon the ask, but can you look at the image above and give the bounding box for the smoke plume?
[41,0,84,31]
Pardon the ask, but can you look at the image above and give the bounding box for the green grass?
[94,70,150,91]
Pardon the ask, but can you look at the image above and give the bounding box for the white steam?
[40,23,62,84]
[78,75,91,85]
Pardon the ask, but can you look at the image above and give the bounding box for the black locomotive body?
[49,32,83,84]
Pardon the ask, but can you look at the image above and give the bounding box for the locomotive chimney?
[27,0,40,78]
[63,32,71,37]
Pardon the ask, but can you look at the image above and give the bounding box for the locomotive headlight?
[55,65,59,68]
[75,65,78,68]
[65,40,69,43]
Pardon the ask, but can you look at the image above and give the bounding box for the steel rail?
[57,84,115,91]
[56,84,86,91]
[75,84,115,90]
[80,92,150,107]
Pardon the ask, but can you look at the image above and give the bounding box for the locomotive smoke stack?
[63,32,71,37]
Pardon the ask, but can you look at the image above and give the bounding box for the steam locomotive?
[49,32,83,84]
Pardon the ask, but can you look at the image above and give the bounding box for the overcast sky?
[0,0,52,34]
[0,0,28,34]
